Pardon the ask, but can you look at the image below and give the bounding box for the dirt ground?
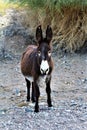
[0,36,87,130]
[0,9,87,130]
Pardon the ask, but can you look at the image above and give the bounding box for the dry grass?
[53,7,87,52]
[22,7,87,52]
[1,0,87,52]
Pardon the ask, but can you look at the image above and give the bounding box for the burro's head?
[36,25,53,75]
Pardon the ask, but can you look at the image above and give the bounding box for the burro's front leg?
[46,77,52,107]
[34,82,40,112]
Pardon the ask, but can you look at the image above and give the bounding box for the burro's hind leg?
[31,82,36,102]
[25,78,31,102]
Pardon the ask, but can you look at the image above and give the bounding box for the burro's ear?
[36,25,43,43]
[46,25,53,43]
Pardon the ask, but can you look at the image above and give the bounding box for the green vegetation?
[0,0,18,14]
[8,0,87,9]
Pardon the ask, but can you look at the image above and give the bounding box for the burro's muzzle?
[40,60,49,75]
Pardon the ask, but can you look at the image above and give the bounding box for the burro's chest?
[37,75,51,88]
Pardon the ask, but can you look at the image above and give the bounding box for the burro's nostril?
[40,68,44,74]
[40,68,43,74]
[45,68,49,74]
[40,68,49,75]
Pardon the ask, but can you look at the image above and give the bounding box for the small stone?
[25,108,33,112]
[0,109,7,115]
[12,88,21,96]
[82,78,87,83]
[70,100,77,107]
[18,102,28,107]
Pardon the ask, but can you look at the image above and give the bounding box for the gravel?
[0,99,87,130]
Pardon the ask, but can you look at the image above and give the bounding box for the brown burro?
[21,25,53,112]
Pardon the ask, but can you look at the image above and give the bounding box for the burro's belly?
[25,75,51,88]
[25,76,34,82]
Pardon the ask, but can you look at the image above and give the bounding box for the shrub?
[6,0,87,52]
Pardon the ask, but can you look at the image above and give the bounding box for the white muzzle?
[40,60,49,75]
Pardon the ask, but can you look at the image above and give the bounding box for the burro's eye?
[48,51,51,56]
[38,51,41,56]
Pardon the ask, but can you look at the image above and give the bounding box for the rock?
[0,109,7,115]
[0,8,36,46]
[70,100,77,107]
[82,78,87,84]
[25,107,33,112]
[12,88,21,96]
[18,102,28,107]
